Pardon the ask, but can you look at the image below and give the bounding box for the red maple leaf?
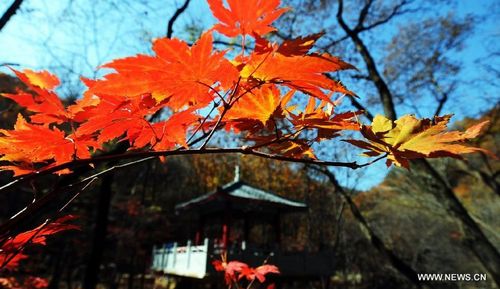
[88,32,238,110]
[208,0,289,37]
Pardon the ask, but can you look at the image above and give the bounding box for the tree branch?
[0,147,363,192]
[166,0,191,38]
[355,0,375,31]
[0,0,23,32]
[358,1,412,33]
[336,1,500,283]
[413,159,500,285]
[325,74,374,121]
[336,0,397,121]
[430,77,449,116]
[0,147,386,241]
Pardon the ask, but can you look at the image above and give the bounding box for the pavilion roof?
[175,180,307,214]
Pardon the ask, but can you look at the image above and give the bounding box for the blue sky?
[1,0,498,190]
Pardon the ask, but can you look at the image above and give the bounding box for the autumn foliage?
[212,254,280,287]
[0,216,78,270]
[0,0,493,278]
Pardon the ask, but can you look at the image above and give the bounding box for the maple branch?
[185,102,220,145]
[0,219,49,269]
[0,177,95,270]
[0,148,367,243]
[196,81,228,106]
[198,111,226,149]
[325,74,374,121]
[0,148,366,193]
[198,78,243,149]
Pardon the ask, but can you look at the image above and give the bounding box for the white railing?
[152,238,209,279]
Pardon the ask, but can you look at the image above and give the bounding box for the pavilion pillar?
[222,223,228,249]
[243,214,250,243]
[222,209,231,249]
[195,216,205,245]
[274,213,281,246]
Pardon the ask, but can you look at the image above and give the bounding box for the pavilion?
[151,168,336,279]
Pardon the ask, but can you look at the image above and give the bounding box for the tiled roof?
[175,181,307,211]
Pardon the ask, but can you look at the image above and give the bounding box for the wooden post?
[152,245,157,270]
[172,242,178,270]
[161,244,168,271]
[186,240,192,269]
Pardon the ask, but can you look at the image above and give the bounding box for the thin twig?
[166,0,191,38]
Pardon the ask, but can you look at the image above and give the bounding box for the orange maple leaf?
[1,216,78,270]
[0,115,96,175]
[20,69,60,90]
[130,109,199,151]
[346,114,494,168]
[223,85,293,132]
[240,264,280,283]
[208,0,289,37]
[3,69,100,125]
[239,36,355,102]
[76,93,162,147]
[276,32,325,56]
[89,32,238,109]
[288,97,361,141]
[2,69,69,125]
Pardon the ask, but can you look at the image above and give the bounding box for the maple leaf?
[89,32,238,109]
[23,277,49,289]
[129,109,199,151]
[289,97,361,141]
[0,115,96,175]
[223,85,293,132]
[76,89,198,151]
[239,36,355,102]
[2,216,78,252]
[76,93,162,147]
[212,259,249,285]
[276,32,325,56]
[3,69,99,125]
[346,114,494,168]
[0,216,78,270]
[268,139,316,159]
[66,91,101,123]
[2,69,69,125]
[1,253,28,271]
[240,264,280,283]
[208,0,289,37]
[18,69,60,90]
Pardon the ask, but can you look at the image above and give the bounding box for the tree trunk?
[336,1,500,284]
[48,243,67,289]
[82,173,115,289]
[415,159,500,285]
[320,168,429,289]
